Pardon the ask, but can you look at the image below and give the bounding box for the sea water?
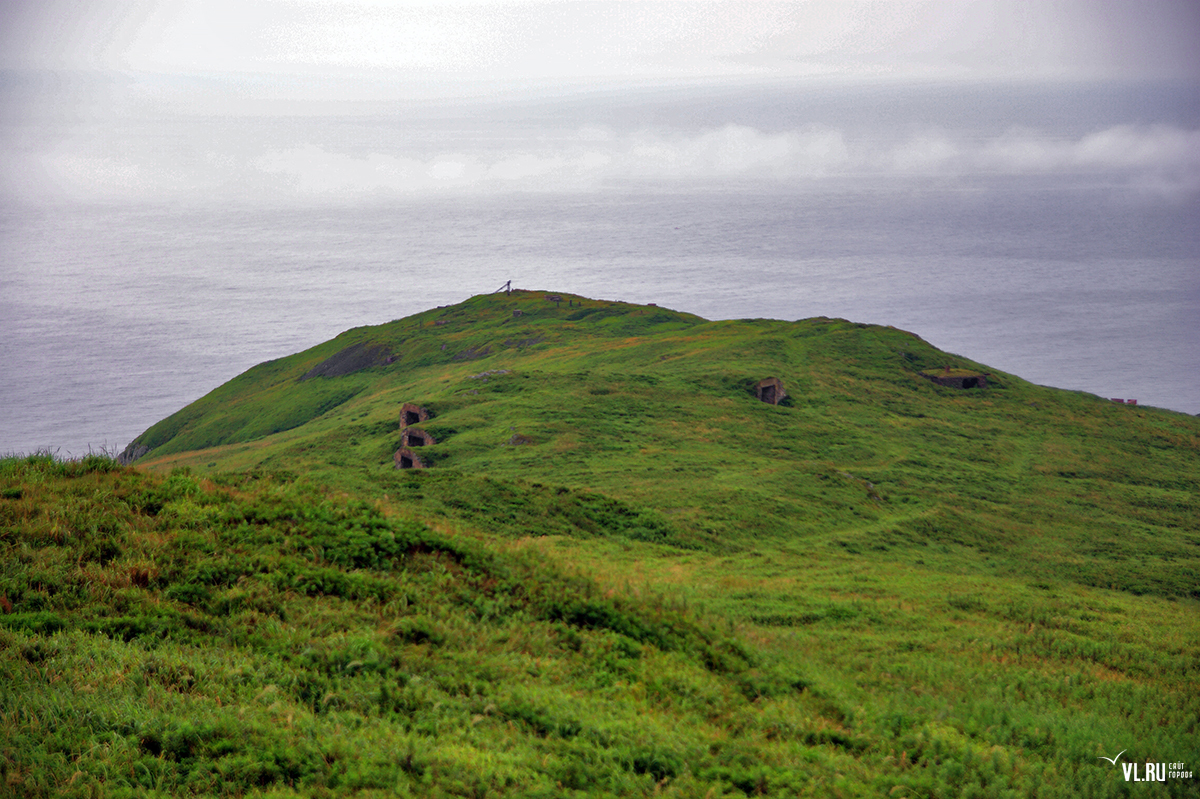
[2,79,1198,455]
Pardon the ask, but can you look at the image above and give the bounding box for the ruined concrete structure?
[394,448,426,470]
[401,428,435,448]
[920,371,989,389]
[756,377,786,405]
[399,403,430,428]
[397,403,434,468]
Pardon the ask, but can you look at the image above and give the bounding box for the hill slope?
[2,454,824,797]
[5,291,1197,797]
[131,290,1199,598]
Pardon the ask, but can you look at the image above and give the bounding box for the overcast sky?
[3,0,1199,95]
[3,1,1198,203]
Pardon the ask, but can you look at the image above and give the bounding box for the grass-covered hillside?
[5,290,1199,797]
[2,454,820,798]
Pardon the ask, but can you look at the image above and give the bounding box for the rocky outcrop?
[452,345,492,361]
[117,443,150,465]
[300,342,394,381]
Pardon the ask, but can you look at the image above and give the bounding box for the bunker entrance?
[755,377,786,406]
[919,371,989,390]
[399,403,431,429]
[401,428,435,448]
[394,447,427,470]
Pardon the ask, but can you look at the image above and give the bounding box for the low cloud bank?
[258,123,1200,197]
[13,122,1200,202]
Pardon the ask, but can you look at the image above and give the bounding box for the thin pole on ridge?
[494,280,512,295]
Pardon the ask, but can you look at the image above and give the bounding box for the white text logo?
[1114,761,1192,782]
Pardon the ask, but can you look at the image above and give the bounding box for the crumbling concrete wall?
[921,372,989,389]
[399,403,430,428]
[401,428,435,448]
[756,377,786,405]
[397,403,436,468]
[394,448,426,470]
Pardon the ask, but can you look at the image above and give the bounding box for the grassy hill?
[4,290,1198,797]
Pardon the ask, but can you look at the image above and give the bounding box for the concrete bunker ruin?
[396,403,435,469]
[400,403,430,428]
[394,448,427,470]
[920,371,989,389]
[401,428,435,448]
[755,377,786,405]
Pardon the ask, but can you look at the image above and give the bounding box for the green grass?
[6,290,1200,797]
[2,455,827,797]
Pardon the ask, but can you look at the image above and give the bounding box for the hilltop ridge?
[128,291,1199,596]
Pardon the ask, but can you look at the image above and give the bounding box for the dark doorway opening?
[402,428,435,448]
[755,377,786,405]
[400,403,431,428]
[394,446,427,470]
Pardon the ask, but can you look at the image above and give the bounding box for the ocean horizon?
[3,79,1198,456]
